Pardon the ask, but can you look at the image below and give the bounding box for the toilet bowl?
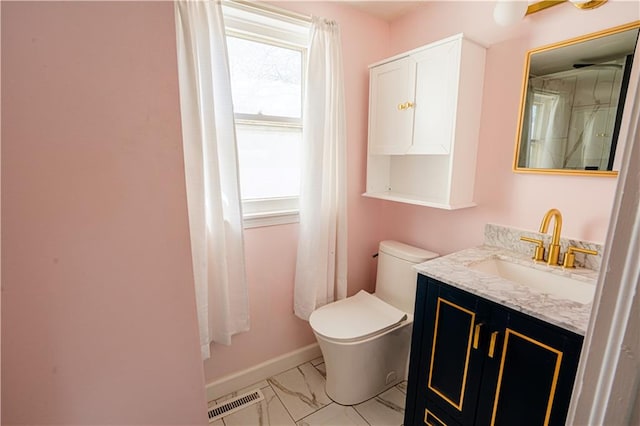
[309,240,438,405]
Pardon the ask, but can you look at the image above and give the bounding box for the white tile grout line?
[351,404,373,426]
[267,374,296,424]
[270,363,330,423]
[215,359,408,426]
[295,362,356,425]
[212,359,330,424]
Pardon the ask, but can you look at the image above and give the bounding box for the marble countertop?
[414,245,598,335]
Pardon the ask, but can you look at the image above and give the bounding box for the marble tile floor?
[209,356,407,426]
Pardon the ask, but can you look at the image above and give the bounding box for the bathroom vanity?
[404,227,599,426]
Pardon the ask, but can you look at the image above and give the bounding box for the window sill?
[243,210,299,229]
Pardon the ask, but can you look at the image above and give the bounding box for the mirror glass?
[514,22,640,175]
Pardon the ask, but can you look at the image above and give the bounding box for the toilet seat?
[309,290,408,343]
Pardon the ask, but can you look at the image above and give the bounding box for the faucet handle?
[520,236,545,262]
[562,246,599,268]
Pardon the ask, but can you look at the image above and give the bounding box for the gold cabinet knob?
[397,101,415,111]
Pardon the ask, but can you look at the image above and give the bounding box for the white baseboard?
[205,343,322,401]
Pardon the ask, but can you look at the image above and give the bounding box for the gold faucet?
[539,208,563,265]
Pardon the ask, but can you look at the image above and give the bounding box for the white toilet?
[309,240,438,405]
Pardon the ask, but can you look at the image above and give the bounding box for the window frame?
[222,2,310,228]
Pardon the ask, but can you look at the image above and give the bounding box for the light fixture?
[568,0,607,10]
[493,0,528,26]
[494,0,609,26]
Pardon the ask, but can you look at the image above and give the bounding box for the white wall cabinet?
[364,34,486,209]
[368,57,416,155]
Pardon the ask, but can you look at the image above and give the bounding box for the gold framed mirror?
[513,21,640,176]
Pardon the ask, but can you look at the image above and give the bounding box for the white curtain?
[174,1,249,359]
[528,77,574,169]
[538,94,568,168]
[294,18,348,320]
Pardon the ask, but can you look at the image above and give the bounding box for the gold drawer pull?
[473,323,483,350]
[488,331,500,358]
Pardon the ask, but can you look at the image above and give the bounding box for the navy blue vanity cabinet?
[404,274,584,426]
[405,274,490,426]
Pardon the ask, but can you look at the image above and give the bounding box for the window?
[529,91,556,142]
[222,2,309,228]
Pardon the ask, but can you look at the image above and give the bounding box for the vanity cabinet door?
[408,276,490,426]
[368,56,416,155]
[474,307,583,426]
[405,276,584,426]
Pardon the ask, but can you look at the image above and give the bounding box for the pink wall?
[1,2,3,421]
[3,0,636,407]
[377,0,639,255]
[2,2,207,424]
[205,0,640,383]
[204,1,392,381]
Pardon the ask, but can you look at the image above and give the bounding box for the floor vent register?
[207,389,265,423]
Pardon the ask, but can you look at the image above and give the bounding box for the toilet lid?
[309,290,408,342]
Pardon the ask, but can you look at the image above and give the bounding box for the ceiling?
[530,27,639,76]
[343,1,429,21]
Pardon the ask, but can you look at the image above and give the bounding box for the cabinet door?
[407,39,460,155]
[405,274,431,426]
[424,399,462,426]
[475,307,583,426]
[416,278,489,425]
[368,57,416,155]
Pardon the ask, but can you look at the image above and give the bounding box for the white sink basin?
[468,258,596,304]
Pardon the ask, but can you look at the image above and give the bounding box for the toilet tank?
[375,240,438,314]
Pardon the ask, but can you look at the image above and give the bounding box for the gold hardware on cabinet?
[520,236,545,262]
[473,323,483,350]
[488,331,500,358]
[539,208,563,266]
[562,246,598,268]
[397,101,415,111]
